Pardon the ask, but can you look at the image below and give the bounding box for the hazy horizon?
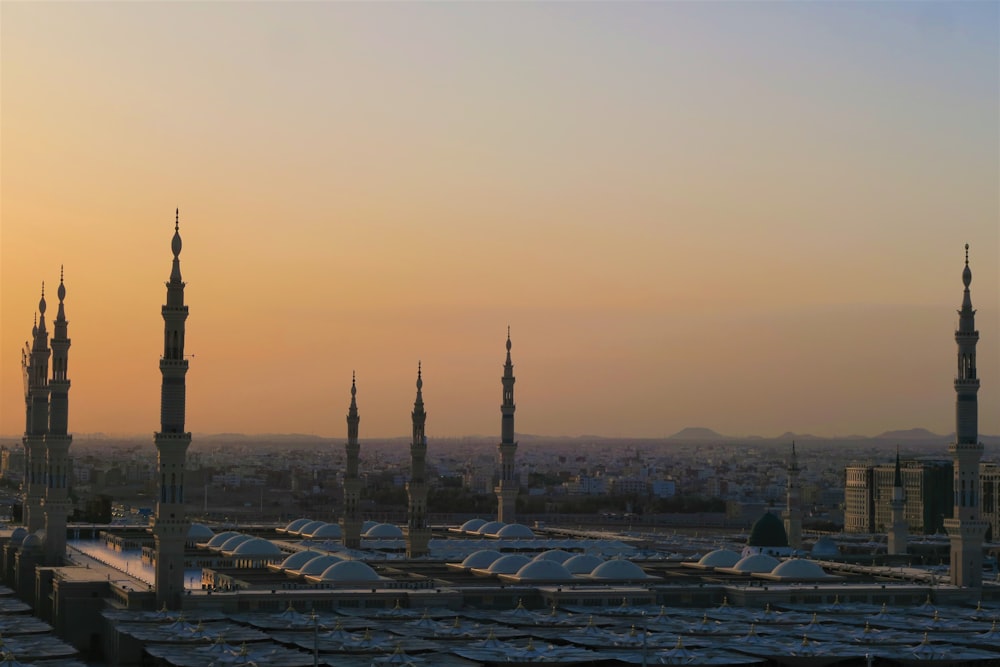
[3,2,997,440]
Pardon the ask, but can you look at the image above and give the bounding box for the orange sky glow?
[2,2,997,439]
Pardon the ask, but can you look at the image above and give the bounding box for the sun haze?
[1,2,997,439]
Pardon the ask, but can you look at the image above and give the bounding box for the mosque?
[2,215,997,666]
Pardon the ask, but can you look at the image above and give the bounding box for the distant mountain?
[668,427,730,440]
[876,428,944,440]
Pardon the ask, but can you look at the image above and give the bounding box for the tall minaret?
[22,286,51,533]
[151,210,192,609]
[887,447,908,556]
[43,268,72,563]
[406,363,430,558]
[495,328,518,524]
[782,441,802,550]
[341,373,362,549]
[943,244,987,588]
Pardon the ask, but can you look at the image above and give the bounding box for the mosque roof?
[297,554,344,576]
[9,527,26,546]
[811,536,840,557]
[307,523,342,539]
[513,559,575,581]
[533,549,573,564]
[218,534,253,551]
[477,521,505,535]
[188,523,215,541]
[697,549,741,568]
[317,560,380,582]
[728,553,780,573]
[229,538,282,557]
[562,554,604,574]
[282,518,311,533]
[762,558,832,581]
[297,520,325,536]
[748,512,788,547]
[589,559,649,580]
[207,531,241,548]
[486,554,531,574]
[460,518,487,532]
[460,550,503,569]
[364,523,403,539]
[278,550,323,571]
[496,523,535,538]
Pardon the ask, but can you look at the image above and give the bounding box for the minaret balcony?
[953,378,980,388]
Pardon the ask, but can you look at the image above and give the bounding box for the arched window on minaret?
[170,473,176,503]
[161,474,167,502]
[179,473,184,503]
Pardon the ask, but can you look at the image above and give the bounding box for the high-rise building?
[22,286,51,534]
[341,374,362,549]
[887,448,908,556]
[782,442,802,550]
[495,329,518,524]
[406,364,430,558]
[151,210,192,609]
[943,245,987,589]
[43,268,72,564]
[844,459,952,535]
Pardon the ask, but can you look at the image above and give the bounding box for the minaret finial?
[965,243,969,265]
[175,208,179,232]
[417,361,423,391]
[351,371,357,397]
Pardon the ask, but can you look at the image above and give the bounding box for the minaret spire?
[152,210,192,609]
[407,363,430,557]
[341,372,363,549]
[943,244,987,588]
[43,266,73,563]
[888,446,908,556]
[783,440,802,550]
[496,329,518,523]
[23,283,51,533]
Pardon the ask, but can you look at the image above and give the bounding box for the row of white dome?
[693,549,832,578]
[280,518,409,540]
[456,548,650,581]
[458,519,536,538]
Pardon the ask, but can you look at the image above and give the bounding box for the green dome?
[748,511,788,547]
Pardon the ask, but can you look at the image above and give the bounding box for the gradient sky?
[2,1,997,439]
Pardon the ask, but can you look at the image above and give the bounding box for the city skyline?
[2,2,998,439]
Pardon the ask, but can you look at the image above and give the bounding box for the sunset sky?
[2,2,997,440]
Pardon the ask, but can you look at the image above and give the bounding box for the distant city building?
[844,459,952,534]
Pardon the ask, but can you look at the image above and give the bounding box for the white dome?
[188,523,215,541]
[477,521,505,535]
[563,554,604,574]
[310,523,343,539]
[770,558,829,579]
[318,560,380,582]
[297,520,325,536]
[460,518,487,532]
[21,533,41,550]
[811,536,840,557]
[487,554,531,574]
[230,538,282,557]
[364,523,403,539]
[279,550,323,570]
[698,549,741,568]
[298,554,344,576]
[496,523,535,539]
[590,559,649,580]
[283,518,311,533]
[9,527,27,546]
[460,550,503,569]
[731,553,780,573]
[207,531,241,548]
[219,534,253,551]
[533,549,573,564]
[514,559,575,581]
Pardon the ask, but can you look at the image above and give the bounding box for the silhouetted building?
[44,268,72,564]
[406,364,430,557]
[495,329,518,524]
[944,245,988,588]
[782,442,802,549]
[151,210,193,609]
[341,374,362,548]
